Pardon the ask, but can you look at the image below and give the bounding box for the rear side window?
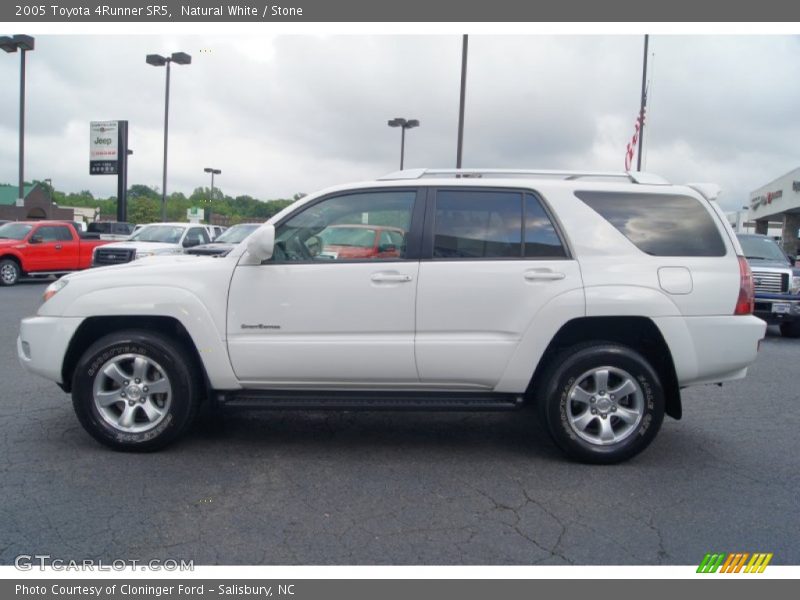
[574,191,726,257]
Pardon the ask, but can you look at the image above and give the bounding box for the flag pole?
[636,34,649,172]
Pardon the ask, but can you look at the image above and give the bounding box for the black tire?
[71,330,200,451]
[0,258,21,286]
[536,342,665,464]
[779,321,800,338]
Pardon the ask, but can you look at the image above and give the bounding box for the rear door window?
[37,226,72,242]
[433,190,522,258]
[574,191,726,257]
[431,189,567,259]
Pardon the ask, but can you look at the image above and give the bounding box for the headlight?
[791,275,800,295]
[135,250,154,259]
[43,278,68,302]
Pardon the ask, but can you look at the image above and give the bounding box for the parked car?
[737,233,800,337]
[92,222,211,266]
[19,168,765,463]
[186,223,261,256]
[87,221,135,240]
[0,221,110,286]
[314,224,405,260]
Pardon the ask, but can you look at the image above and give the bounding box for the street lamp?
[387,117,419,170]
[146,51,191,221]
[1,34,35,206]
[203,167,221,225]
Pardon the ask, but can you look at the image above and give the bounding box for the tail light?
[735,255,754,315]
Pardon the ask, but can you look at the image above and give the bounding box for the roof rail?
[377,168,670,185]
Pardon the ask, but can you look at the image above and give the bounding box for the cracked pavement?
[1,281,798,565]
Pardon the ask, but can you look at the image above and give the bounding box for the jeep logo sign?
[89,120,119,175]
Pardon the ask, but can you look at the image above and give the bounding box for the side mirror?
[29,234,42,244]
[246,224,275,261]
[183,238,201,248]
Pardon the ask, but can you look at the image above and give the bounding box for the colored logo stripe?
[697,552,773,573]
[745,553,773,573]
[697,553,725,573]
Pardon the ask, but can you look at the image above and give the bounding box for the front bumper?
[753,293,800,324]
[18,316,85,384]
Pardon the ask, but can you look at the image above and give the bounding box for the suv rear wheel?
[71,330,199,451]
[537,342,665,464]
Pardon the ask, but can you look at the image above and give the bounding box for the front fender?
[57,285,240,390]
[0,249,27,271]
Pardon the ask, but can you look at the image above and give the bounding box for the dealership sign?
[89,121,120,175]
[750,189,782,211]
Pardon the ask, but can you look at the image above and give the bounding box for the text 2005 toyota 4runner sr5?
[18,169,766,463]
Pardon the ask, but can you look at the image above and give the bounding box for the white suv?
[18,169,766,463]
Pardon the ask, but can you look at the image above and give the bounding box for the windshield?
[0,223,33,240]
[215,224,260,244]
[738,235,789,263]
[319,226,376,248]
[129,225,184,244]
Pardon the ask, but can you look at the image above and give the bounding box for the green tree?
[128,197,160,224]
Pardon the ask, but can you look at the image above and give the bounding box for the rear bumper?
[654,315,767,387]
[18,316,85,384]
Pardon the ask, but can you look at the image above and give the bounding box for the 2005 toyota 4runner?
[18,169,766,463]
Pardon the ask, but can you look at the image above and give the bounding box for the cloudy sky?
[0,34,798,213]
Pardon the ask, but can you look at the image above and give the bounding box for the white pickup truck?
[18,169,766,463]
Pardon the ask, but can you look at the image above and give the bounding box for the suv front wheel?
[71,330,200,451]
[537,343,665,464]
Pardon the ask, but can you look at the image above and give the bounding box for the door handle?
[371,273,412,283]
[55,244,63,250]
[524,269,566,281]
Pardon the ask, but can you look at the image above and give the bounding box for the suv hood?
[99,241,181,253]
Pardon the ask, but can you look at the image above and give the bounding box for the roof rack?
[377,168,670,185]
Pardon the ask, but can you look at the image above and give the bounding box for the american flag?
[624,108,646,172]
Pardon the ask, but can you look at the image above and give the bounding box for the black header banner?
[2,0,800,22]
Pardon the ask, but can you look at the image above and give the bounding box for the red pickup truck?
[0,221,112,286]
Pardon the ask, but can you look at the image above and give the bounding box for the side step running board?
[218,390,524,412]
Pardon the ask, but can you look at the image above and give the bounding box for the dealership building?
[749,167,800,256]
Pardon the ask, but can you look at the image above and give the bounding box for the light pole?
[387,118,419,170]
[456,34,468,169]
[204,167,221,225]
[146,51,191,221]
[1,34,35,206]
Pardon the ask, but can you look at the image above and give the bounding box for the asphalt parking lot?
[1,280,798,566]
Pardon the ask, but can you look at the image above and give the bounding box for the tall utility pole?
[146,51,191,221]
[0,35,35,205]
[636,34,649,172]
[456,34,468,169]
